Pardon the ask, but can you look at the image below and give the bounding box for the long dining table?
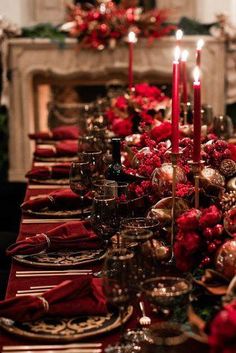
[0,182,210,353]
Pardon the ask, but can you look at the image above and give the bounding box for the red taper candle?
[193,67,201,162]
[196,39,204,67]
[128,31,137,90]
[171,46,181,153]
[181,50,188,105]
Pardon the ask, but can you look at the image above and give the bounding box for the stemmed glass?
[103,248,134,352]
[80,150,104,181]
[141,276,192,345]
[90,195,120,247]
[69,161,91,217]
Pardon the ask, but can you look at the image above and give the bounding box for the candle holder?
[188,160,204,209]
[169,152,182,263]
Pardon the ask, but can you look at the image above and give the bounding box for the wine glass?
[90,195,120,246]
[80,150,104,180]
[69,161,91,217]
[103,248,134,351]
[142,276,192,322]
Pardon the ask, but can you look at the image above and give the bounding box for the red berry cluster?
[203,140,232,168]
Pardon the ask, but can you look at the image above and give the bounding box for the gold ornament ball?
[152,163,187,197]
[200,167,225,188]
[227,177,236,191]
[215,239,236,280]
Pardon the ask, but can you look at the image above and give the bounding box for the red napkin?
[6,221,101,256]
[0,278,107,322]
[21,189,91,212]
[29,126,79,141]
[34,141,78,158]
[26,164,71,180]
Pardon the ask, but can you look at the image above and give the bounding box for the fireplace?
[7,36,225,181]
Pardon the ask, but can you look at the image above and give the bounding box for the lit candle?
[181,50,188,105]
[172,46,181,153]
[176,29,183,47]
[99,3,106,14]
[193,66,201,162]
[128,31,137,90]
[196,39,204,67]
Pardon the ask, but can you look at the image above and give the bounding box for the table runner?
[0,185,209,353]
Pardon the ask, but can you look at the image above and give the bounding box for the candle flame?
[174,46,181,62]
[197,39,204,50]
[128,31,137,43]
[99,3,106,14]
[176,29,183,40]
[181,49,189,61]
[193,66,201,83]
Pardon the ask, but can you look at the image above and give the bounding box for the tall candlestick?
[128,31,137,90]
[181,49,188,105]
[196,39,204,67]
[172,46,181,153]
[193,67,201,162]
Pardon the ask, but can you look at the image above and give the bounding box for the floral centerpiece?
[105,83,171,136]
[62,1,175,50]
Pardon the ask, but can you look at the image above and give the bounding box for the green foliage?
[22,23,67,43]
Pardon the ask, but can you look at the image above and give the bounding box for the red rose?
[150,121,172,142]
[199,206,222,229]
[209,300,236,353]
[177,209,202,231]
[112,118,132,137]
[174,231,201,272]
[115,96,127,110]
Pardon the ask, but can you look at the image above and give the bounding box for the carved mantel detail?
[7,37,225,181]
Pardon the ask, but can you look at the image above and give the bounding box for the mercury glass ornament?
[227,177,236,192]
[200,167,225,188]
[215,239,236,280]
[151,163,187,197]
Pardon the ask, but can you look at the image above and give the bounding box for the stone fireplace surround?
[7,36,225,181]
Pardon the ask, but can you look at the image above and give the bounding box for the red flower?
[228,143,236,162]
[112,118,132,137]
[199,206,222,229]
[115,96,127,111]
[174,231,201,272]
[150,121,172,142]
[177,209,201,231]
[176,183,195,198]
[208,300,236,353]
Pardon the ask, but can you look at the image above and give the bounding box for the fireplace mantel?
[7,36,225,181]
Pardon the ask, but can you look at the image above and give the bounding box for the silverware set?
[16,269,93,278]
[2,343,102,353]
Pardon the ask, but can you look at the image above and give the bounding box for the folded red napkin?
[21,189,90,212]
[26,164,71,180]
[0,278,107,322]
[34,141,78,158]
[29,126,80,141]
[7,221,101,256]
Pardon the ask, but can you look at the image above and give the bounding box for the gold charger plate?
[13,249,106,268]
[30,178,69,185]
[34,156,78,162]
[23,207,91,219]
[0,307,133,342]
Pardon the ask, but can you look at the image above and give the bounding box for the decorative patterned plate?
[23,207,91,218]
[0,307,133,342]
[13,249,106,268]
[30,178,69,185]
[34,157,78,162]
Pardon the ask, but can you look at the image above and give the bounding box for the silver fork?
[139,301,151,326]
